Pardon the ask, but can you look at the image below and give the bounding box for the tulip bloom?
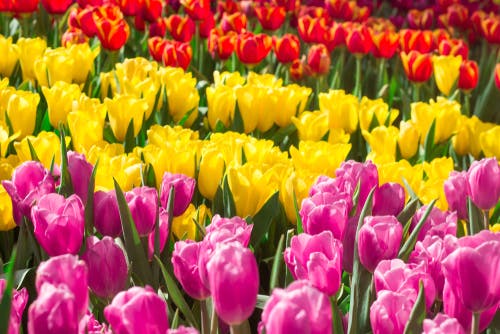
[207,242,259,325]
[166,14,195,43]
[208,29,237,61]
[95,18,130,51]
[399,29,433,54]
[407,8,434,30]
[467,158,500,210]
[297,15,329,44]
[438,39,469,60]
[10,0,39,13]
[6,91,39,139]
[344,24,373,55]
[104,286,169,334]
[160,172,196,216]
[432,55,462,96]
[400,51,433,83]
[0,279,28,334]
[181,0,211,21]
[370,29,399,59]
[82,236,128,300]
[220,12,247,34]
[458,60,479,92]
[307,44,331,76]
[370,290,415,334]
[41,0,73,14]
[260,280,332,334]
[423,313,465,334]
[372,183,405,216]
[0,36,19,78]
[444,171,470,220]
[93,190,122,238]
[284,231,343,296]
[410,205,457,242]
[104,95,148,142]
[67,151,93,204]
[162,41,193,70]
[255,5,286,31]
[273,34,300,64]
[236,32,272,66]
[125,186,158,236]
[204,214,253,247]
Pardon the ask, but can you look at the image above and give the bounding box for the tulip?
[197,147,225,200]
[458,60,479,92]
[372,183,405,216]
[166,15,195,42]
[162,41,193,70]
[423,313,466,334]
[206,85,236,130]
[207,29,237,61]
[0,36,19,78]
[41,0,73,14]
[80,312,111,334]
[400,51,433,83]
[438,39,469,60]
[235,32,272,66]
[319,90,359,134]
[273,85,311,128]
[125,186,158,236]
[36,254,88,318]
[95,18,130,51]
[181,0,211,21]
[370,290,415,334]
[307,44,330,76]
[168,326,199,334]
[207,242,259,325]
[67,151,93,204]
[42,81,81,128]
[344,24,373,55]
[467,157,500,210]
[297,16,329,44]
[160,172,196,216]
[480,126,500,160]
[260,280,332,334]
[0,279,28,334]
[370,29,399,59]
[17,37,47,82]
[204,214,253,247]
[67,110,105,153]
[2,161,56,225]
[397,121,419,159]
[0,185,15,232]
[105,95,148,142]
[6,91,39,139]
[432,55,462,96]
[104,286,169,334]
[399,29,433,54]
[273,34,300,64]
[147,207,170,259]
[410,205,457,242]
[407,8,434,30]
[363,125,399,162]
[444,171,469,220]
[255,5,286,31]
[13,133,62,170]
[221,12,247,34]
[336,160,379,213]
[10,0,39,13]
[172,240,211,300]
[199,15,215,38]
[284,231,343,296]
[93,190,122,238]
[324,22,345,52]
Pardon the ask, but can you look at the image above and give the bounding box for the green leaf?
[84,160,99,236]
[398,199,437,262]
[255,294,270,310]
[57,127,74,197]
[467,197,485,235]
[231,101,244,133]
[113,179,153,285]
[222,175,236,218]
[397,197,419,226]
[0,249,16,334]
[347,187,376,334]
[269,234,285,291]
[178,107,196,127]
[123,119,135,153]
[250,192,279,247]
[26,139,40,162]
[332,298,345,334]
[284,229,295,287]
[403,282,426,334]
[154,255,199,328]
[489,200,500,224]
[423,119,436,162]
[293,191,303,234]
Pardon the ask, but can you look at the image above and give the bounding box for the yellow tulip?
[291,111,329,142]
[172,204,211,240]
[418,178,448,211]
[213,71,245,87]
[206,85,236,129]
[328,128,350,145]
[290,140,351,176]
[147,124,199,148]
[359,97,399,131]
[100,72,118,99]
[42,81,82,128]
[243,137,289,169]
[319,90,359,133]
[255,88,277,132]
[14,132,68,169]
[0,36,19,78]
[105,95,148,141]
[247,72,283,88]
[17,37,47,82]
[480,126,500,159]
[452,115,471,156]
[431,97,461,144]
[432,55,462,96]
[234,85,260,134]
[34,47,75,87]
[280,169,318,223]
[453,116,495,158]
[274,84,312,128]
[363,125,399,161]
[6,90,39,138]
[0,122,19,158]
[86,143,124,165]
[0,184,15,231]
[398,121,420,159]
[93,152,143,191]
[491,223,500,233]
[198,145,226,200]
[423,157,454,181]
[67,43,100,84]
[67,110,105,153]
[377,160,423,200]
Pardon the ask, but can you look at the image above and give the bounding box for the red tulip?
[61,28,89,47]
[399,29,434,54]
[116,0,142,16]
[297,15,329,44]
[344,23,373,55]
[148,37,168,62]
[307,44,330,76]
[255,5,286,31]
[77,6,98,37]
[407,9,434,30]
[438,38,469,59]
[446,3,469,29]
[400,50,433,83]
[149,17,168,38]
[481,17,500,44]
[162,41,192,70]
[220,12,247,34]
[273,34,300,64]
[10,0,39,13]
[208,28,237,61]
[140,0,163,22]
[324,22,345,52]
[41,0,73,14]
[371,29,399,59]
[181,0,211,21]
[95,18,130,51]
[166,14,195,42]
[325,0,352,21]
[235,32,272,66]
[199,14,215,38]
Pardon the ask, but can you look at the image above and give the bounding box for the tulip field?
[1,0,500,333]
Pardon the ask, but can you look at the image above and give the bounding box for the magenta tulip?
[167,326,199,334]
[172,240,211,300]
[31,193,85,256]
[467,157,500,210]
[28,283,80,334]
[308,175,354,212]
[2,161,55,224]
[372,182,405,216]
[125,186,158,236]
[284,231,343,296]
[358,215,403,272]
[160,172,196,216]
[148,208,170,260]
[79,312,111,334]
[93,190,122,238]
[82,236,128,299]
[423,313,466,334]
[0,279,28,334]
[444,171,470,220]
[442,230,500,313]
[410,205,457,241]
[300,192,349,240]
[207,242,259,325]
[67,151,93,204]
[104,286,169,334]
[260,280,332,334]
[36,254,88,318]
[370,290,415,334]
[204,214,253,247]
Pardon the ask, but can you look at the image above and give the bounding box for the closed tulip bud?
[104,286,169,334]
[399,29,433,54]
[480,126,500,160]
[221,12,247,34]
[255,5,286,31]
[6,91,39,139]
[206,85,236,130]
[297,15,329,44]
[82,236,128,299]
[41,0,73,14]
[370,29,399,59]
[432,55,462,96]
[444,171,470,220]
[67,151,93,204]
[236,32,272,66]
[94,190,122,237]
[181,0,211,21]
[166,14,195,42]
[260,280,332,334]
[458,60,479,92]
[2,161,56,225]
[125,186,158,236]
[0,279,28,334]
[67,43,99,84]
[160,172,196,216]
[17,37,47,82]
[105,95,148,142]
[467,158,500,210]
[345,24,373,55]
[319,90,359,134]
[0,36,19,78]
[438,39,469,60]
[198,147,225,200]
[273,34,300,64]
[36,254,88,318]
[95,18,130,51]
[284,231,343,296]
[400,51,433,83]
[42,81,81,128]
[407,9,434,30]
[307,44,330,76]
[147,208,170,260]
[372,182,405,216]
[358,215,403,272]
[423,314,466,334]
[370,290,415,334]
[208,29,237,61]
[207,242,259,325]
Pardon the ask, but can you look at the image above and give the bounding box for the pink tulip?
[372,183,405,216]
[358,215,403,272]
[125,186,158,236]
[94,190,122,238]
[67,151,93,204]
[207,242,259,325]
[410,205,457,242]
[467,157,500,210]
[308,175,354,212]
[28,283,80,334]
[370,290,415,334]
[2,161,55,224]
[422,313,466,334]
[148,208,170,260]
[0,279,28,334]
[260,280,332,334]
[300,192,349,240]
[36,254,88,318]
[167,326,199,334]
[79,313,111,334]
[160,172,196,216]
[374,259,437,310]
[31,193,85,256]
[284,231,343,296]
[444,171,470,220]
[82,236,128,299]
[104,286,169,334]
[204,214,253,247]
[442,230,500,313]
[172,240,211,300]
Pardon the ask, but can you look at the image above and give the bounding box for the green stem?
[210,301,218,334]
[463,92,470,117]
[331,297,345,334]
[470,312,480,334]
[229,321,250,334]
[376,58,386,98]
[353,56,362,99]
[200,300,210,334]
[484,210,490,230]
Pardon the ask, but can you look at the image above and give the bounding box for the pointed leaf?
[269,234,285,291]
[423,119,436,162]
[222,175,236,218]
[403,282,426,334]
[293,191,303,234]
[467,197,485,235]
[84,160,99,236]
[0,249,16,334]
[332,298,345,334]
[250,192,279,247]
[123,119,135,153]
[26,139,40,162]
[57,127,74,197]
[397,197,419,226]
